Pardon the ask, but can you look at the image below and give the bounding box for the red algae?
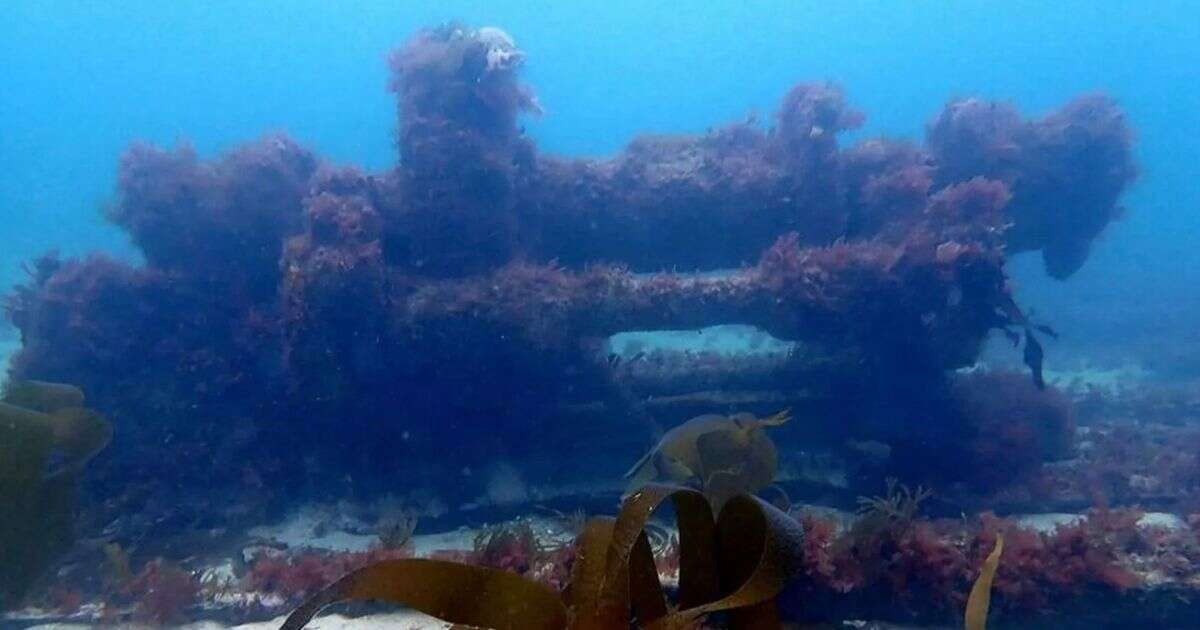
[972,508,1143,612]
[125,559,201,625]
[245,547,414,603]
[784,503,1174,625]
[955,371,1076,490]
[927,95,1136,278]
[244,522,576,606]
[2,23,1142,603]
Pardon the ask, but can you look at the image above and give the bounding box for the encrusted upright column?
[388,25,539,277]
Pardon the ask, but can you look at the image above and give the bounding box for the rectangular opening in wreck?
[606,324,796,360]
[601,325,806,408]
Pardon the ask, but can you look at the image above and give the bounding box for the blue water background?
[2,1,1197,373]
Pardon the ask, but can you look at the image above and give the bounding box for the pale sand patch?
[223,611,452,630]
[1014,511,1186,534]
[1013,512,1085,533]
[247,505,574,557]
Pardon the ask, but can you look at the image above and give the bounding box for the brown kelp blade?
[0,402,55,488]
[0,470,76,609]
[567,514,671,628]
[556,483,802,628]
[566,516,621,624]
[281,483,805,630]
[279,558,568,630]
[656,494,804,629]
[569,484,719,629]
[2,380,86,413]
[44,407,113,477]
[0,382,106,610]
[965,534,1004,630]
[695,428,777,510]
[0,381,112,478]
[0,401,59,609]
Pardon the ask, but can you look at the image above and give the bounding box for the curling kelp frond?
[281,559,567,630]
[623,409,790,508]
[2,379,86,411]
[0,380,111,609]
[694,426,780,512]
[279,483,804,629]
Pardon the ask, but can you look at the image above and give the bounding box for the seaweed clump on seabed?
[279,483,807,630]
[3,24,1137,520]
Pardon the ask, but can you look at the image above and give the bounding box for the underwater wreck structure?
[5,24,1136,520]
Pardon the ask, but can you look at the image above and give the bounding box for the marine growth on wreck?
[4,23,1136,505]
[5,18,1196,630]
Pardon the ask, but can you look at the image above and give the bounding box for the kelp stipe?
[279,484,805,629]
